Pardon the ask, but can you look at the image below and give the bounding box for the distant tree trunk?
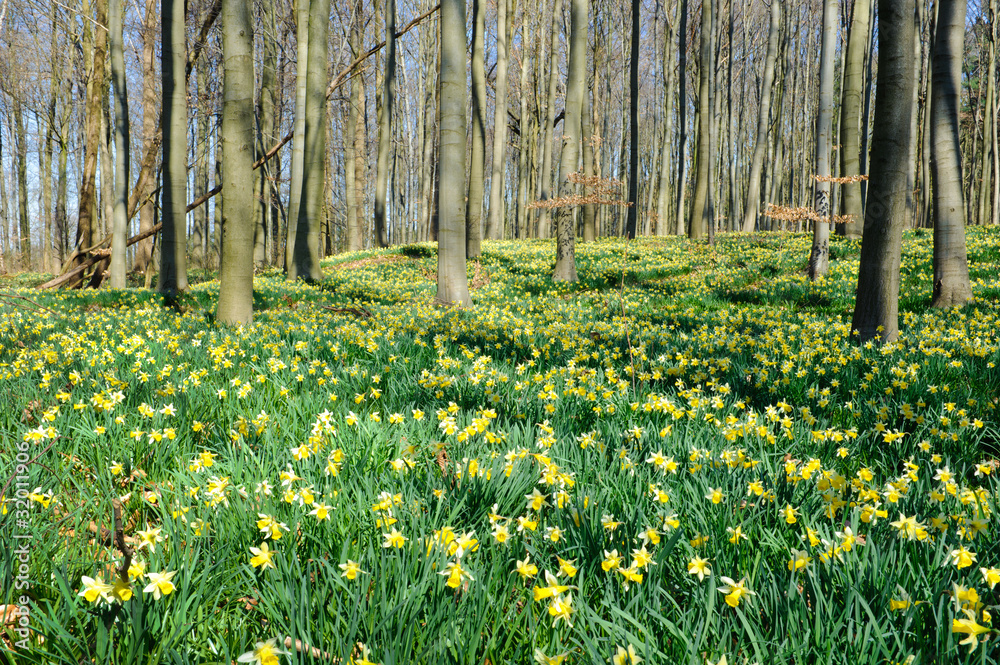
[688,0,712,240]
[581,82,596,241]
[515,5,535,240]
[13,101,30,268]
[486,0,510,240]
[808,0,837,280]
[930,0,972,307]
[466,0,486,256]
[839,0,871,238]
[109,0,130,288]
[217,0,255,324]
[655,4,677,236]
[537,0,562,239]
[851,0,916,343]
[860,0,876,212]
[741,0,780,233]
[436,0,471,305]
[286,0,309,262]
[374,0,396,248]
[160,0,188,294]
[625,0,639,239]
[133,0,157,273]
[553,0,587,282]
[675,0,688,235]
[192,61,209,269]
[254,0,278,266]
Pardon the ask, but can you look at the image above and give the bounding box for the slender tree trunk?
[133,0,157,273]
[675,0,688,235]
[537,0,562,239]
[860,0,876,212]
[109,0,130,288]
[851,0,916,342]
[992,0,1000,226]
[13,101,30,268]
[374,0,396,248]
[436,0,471,305]
[467,0,486,255]
[808,0,837,280]
[581,80,596,241]
[216,0,256,322]
[742,0,781,233]
[486,0,510,240]
[254,0,277,266]
[192,62,209,269]
[515,4,534,240]
[930,0,972,307]
[625,0,639,239]
[287,0,309,264]
[553,0,587,282]
[656,5,677,236]
[160,0,188,294]
[688,0,712,240]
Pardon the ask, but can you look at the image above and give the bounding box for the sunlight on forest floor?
[2,229,1000,664]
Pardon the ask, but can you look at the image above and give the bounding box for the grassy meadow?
[2,229,1000,664]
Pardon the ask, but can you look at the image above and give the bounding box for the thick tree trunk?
[436,0,471,305]
[298,0,328,279]
[286,0,309,263]
[930,0,972,307]
[466,0,486,255]
[741,0,780,233]
[655,5,677,236]
[553,0,587,282]
[688,0,712,240]
[808,0,837,280]
[160,0,188,294]
[109,0,130,288]
[217,0,256,324]
[851,0,916,343]
[374,0,396,248]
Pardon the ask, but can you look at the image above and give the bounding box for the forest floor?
[2,229,1000,664]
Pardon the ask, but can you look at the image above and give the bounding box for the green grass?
[2,229,1000,664]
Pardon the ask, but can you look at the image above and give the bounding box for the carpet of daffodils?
[2,229,1000,664]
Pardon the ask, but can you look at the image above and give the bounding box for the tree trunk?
[192,61,209,269]
[851,0,916,343]
[741,0,781,233]
[160,0,188,294]
[688,0,712,240]
[515,4,534,240]
[537,0,562,239]
[930,0,972,307]
[286,0,310,262]
[109,0,130,288]
[655,4,677,236]
[254,0,278,266]
[133,0,158,273]
[625,0,640,239]
[14,101,30,269]
[675,0,688,235]
[581,80,596,241]
[467,0,486,255]
[553,0,587,282]
[217,0,256,324]
[486,0,510,240]
[436,0,471,305]
[808,0,837,280]
[374,0,396,248]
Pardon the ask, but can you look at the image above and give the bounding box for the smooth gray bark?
[109,0,129,288]
[553,0,587,282]
[286,0,309,265]
[851,0,916,343]
[625,0,639,239]
[688,0,712,240]
[486,0,510,240]
[537,0,562,239]
[930,0,972,307]
[466,0,486,256]
[160,0,188,294]
[741,0,780,233]
[436,0,471,306]
[808,0,837,280]
[217,0,256,324]
[374,0,396,248]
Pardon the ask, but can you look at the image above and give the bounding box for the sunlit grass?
[1,229,999,664]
